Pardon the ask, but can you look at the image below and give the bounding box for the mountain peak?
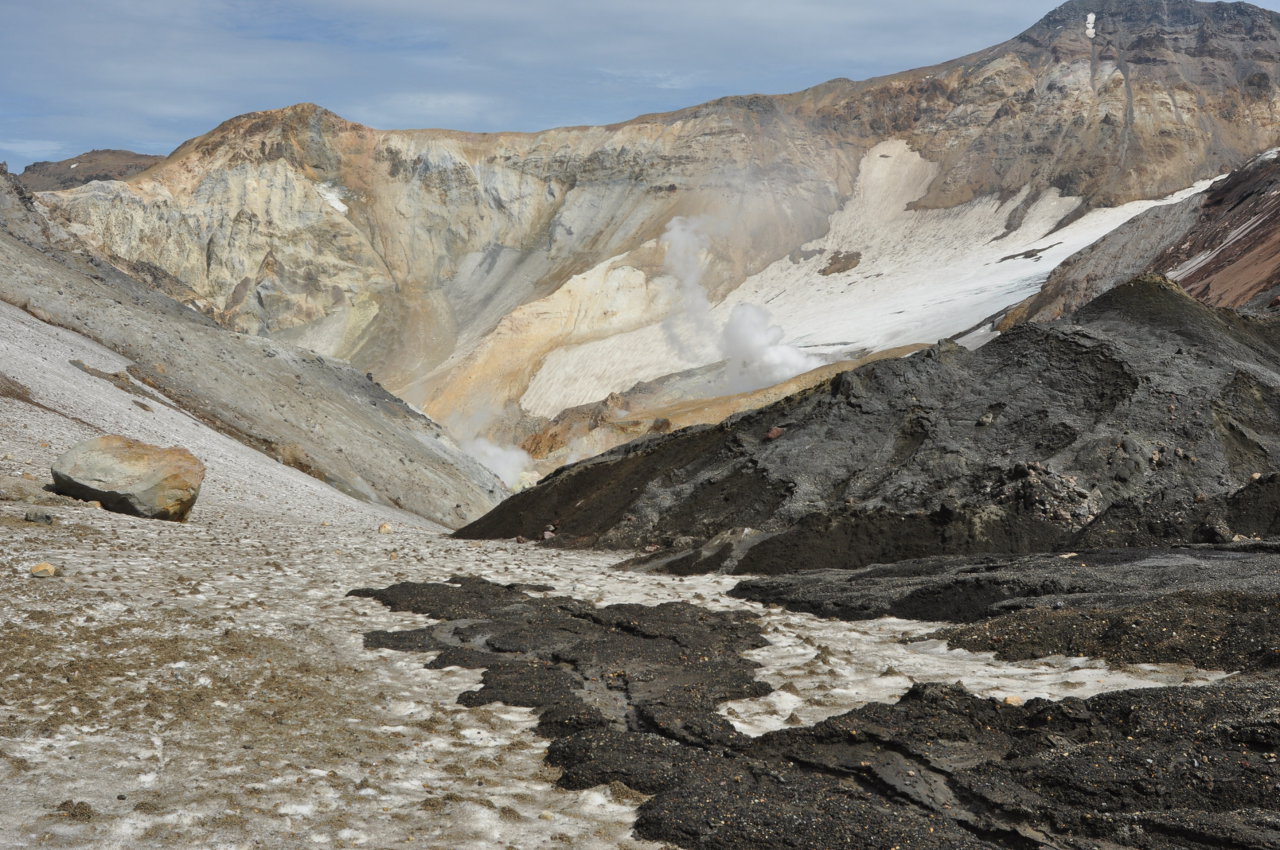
[1023,0,1280,45]
[163,102,367,174]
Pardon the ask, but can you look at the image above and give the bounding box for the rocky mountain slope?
[0,164,504,527]
[458,275,1280,572]
[1001,146,1280,325]
[15,149,163,192]
[31,0,1280,456]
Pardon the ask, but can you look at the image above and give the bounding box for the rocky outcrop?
[31,1,1280,437]
[1155,150,1280,309]
[52,435,205,521]
[16,150,162,192]
[457,276,1280,571]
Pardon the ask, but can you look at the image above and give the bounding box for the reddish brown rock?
[51,435,205,521]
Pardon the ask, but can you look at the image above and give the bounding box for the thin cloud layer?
[4,1,1276,169]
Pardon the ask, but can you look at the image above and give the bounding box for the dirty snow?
[0,300,1231,848]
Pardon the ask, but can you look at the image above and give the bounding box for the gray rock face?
[458,276,1280,572]
[0,165,505,528]
[52,435,206,521]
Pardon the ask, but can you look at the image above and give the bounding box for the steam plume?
[660,216,822,395]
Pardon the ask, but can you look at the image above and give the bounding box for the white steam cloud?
[720,303,824,394]
[660,215,720,363]
[448,409,535,491]
[461,437,535,490]
[660,216,823,395]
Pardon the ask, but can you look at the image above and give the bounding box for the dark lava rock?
[458,277,1280,575]
[939,589,1280,671]
[733,546,1280,671]
[353,574,1280,848]
[740,680,1280,849]
[347,576,771,745]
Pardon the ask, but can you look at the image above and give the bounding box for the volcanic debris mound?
[458,276,1280,574]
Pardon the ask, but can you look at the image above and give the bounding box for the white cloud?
[344,91,510,131]
[0,140,68,162]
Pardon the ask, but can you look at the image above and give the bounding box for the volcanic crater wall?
[31,0,1280,440]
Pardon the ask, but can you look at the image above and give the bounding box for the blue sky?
[2,1,1276,170]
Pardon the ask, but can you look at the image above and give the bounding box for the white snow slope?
[517,141,1216,418]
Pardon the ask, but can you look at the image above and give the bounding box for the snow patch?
[315,181,349,215]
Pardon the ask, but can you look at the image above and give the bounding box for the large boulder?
[52,435,205,521]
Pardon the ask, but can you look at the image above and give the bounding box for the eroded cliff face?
[35,0,1280,445]
[0,164,505,527]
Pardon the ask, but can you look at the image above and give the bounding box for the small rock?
[24,508,54,525]
[765,426,787,441]
[1003,695,1025,707]
[56,800,94,821]
[377,522,393,534]
[30,562,58,577]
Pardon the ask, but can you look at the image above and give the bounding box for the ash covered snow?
[0,297,1234,848]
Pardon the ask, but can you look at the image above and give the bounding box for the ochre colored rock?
[51,435,205,521]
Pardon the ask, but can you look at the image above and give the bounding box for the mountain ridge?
[30,0,1280,465]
